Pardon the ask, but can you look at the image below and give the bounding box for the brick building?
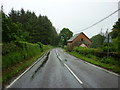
[67,32,92,51]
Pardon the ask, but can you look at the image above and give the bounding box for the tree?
[91,34,105,48]
[2,12,26,42]
[110,19,120,52]
[110,19,120,39]
[3,8,59,45]
[59,28,73,46]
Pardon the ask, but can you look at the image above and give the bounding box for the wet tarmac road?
[6,48,119,88]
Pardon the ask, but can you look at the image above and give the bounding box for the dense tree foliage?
[59,28,73,46]
[91,19,120,52]
[2,8,58,45]
[91,34,105,48]
[110,19,120,52]
[2,12,26,42]
[110,19,120,39]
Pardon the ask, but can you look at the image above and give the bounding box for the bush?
[2,42,21,55]
[2,41,44,69]
[101,57,119,65]
[102,46,116,52]
[74,47,102,56]
[37,42,43,51]
[73,46,120,60]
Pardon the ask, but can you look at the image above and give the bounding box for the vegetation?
[2,8,57,85]
[110,19,120,39]
[58,28,73,47]
[110,18,120,52]
[2,41,43,69]
[68,47,120,74]
[2,8,58,45]
[66,19,120,74]
[3,44,52,84]
[91,34,105,48]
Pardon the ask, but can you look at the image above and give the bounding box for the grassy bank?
[2,41,53,84]
[67,47,120,74]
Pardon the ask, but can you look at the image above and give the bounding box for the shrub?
[73,46,120,61]
[101,57,119,65]
[2,41,44,69]
[2,42,21,55]
[37,42,43,51]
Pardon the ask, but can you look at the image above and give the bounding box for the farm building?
[67,32,92,51]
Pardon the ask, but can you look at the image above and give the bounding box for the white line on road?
[64,63,83,84]
[63,50,119,77]
[6,52,48,88]
[84,61,120,76]
[6,65,33,88]
[56,49,83,85]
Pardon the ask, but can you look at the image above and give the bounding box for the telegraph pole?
[1,5,3,12]
[104,29,112,58]
[107,32,109,58]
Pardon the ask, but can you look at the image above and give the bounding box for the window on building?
[81,38,83,41]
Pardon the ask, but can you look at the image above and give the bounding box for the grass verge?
[68,51,120,75]
[2,45,53,86]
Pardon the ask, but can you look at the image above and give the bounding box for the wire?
[80,9,120,31]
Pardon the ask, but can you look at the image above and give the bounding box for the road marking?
[64,63,83,84]
[63,50,119,77]
[56,50,83,85]
[84,61,120,76]
[6,52,48,88]
[6,65,32,88]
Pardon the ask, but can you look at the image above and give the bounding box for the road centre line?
[56,49,83,85]
[63,63,83,84]
[63,50,119,77]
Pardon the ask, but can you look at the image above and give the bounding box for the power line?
[80,9,120,31]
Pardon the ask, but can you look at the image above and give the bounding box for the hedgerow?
[2,41,44,69]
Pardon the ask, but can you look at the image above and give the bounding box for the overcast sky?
[1,0,120,38]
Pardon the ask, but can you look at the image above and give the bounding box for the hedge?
[2,41,43,69]
[73,47,120,60]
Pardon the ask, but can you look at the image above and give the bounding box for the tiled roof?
[67,33,80,42]
[67,32,92,42]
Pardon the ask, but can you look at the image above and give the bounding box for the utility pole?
[107,31,109,58]
[1,5,3,12]
[100,28,104,36]
[104,29,112,58]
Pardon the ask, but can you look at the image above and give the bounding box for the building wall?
[67,33,92,51]
[72,33,91,47]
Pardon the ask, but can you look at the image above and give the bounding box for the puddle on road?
[31,51,50,78]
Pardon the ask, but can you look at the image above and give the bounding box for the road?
[6,48,119,88]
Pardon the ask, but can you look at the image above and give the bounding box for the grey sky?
[1,0,120,38]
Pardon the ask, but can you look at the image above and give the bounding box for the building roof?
[67,33,80,42]
[67,32,92,42]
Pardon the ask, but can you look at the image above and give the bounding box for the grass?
[68,51,120,74]
[2,45,53,85]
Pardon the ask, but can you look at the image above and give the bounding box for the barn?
[67,32,92,51]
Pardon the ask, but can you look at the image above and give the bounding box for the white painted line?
[65,52,119,77]
[64,63,83,85]
[6,52,48,88]
[56,50,59,56]
[55,51,83,85]
[6,66,32,88]
[85,61,120,76]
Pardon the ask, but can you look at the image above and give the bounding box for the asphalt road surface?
[6,48,119,88]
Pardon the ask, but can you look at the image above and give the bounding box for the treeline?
[2,8,58,45]
[2,8,57,83]
[90,18,120,52]
[68,19,120,74]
